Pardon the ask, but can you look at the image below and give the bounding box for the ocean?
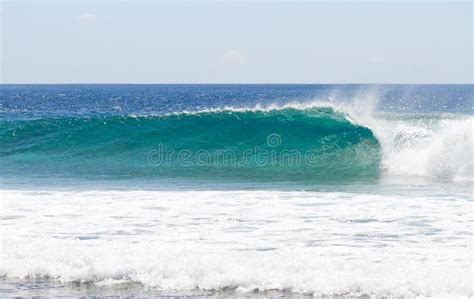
[0,84,472,298]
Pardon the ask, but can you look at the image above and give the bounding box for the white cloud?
[369,56,383,63]
[220,50,247,66]
[77,12,96,22]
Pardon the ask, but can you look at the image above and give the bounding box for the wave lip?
[0,107,381,182]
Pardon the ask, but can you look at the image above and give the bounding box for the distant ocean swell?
[0,104,472,182]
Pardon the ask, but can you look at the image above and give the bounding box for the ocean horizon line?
[1,82,473,86]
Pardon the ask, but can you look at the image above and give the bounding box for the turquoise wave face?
[0,107,381,183]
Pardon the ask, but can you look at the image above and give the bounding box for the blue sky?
[1,1,472,83]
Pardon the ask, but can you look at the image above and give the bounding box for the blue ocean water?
[0,84,473,297]
[1,84,472,119]
[0,84,472,187]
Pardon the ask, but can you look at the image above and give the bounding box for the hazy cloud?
[77,12,96,22]
[220,50,247,66]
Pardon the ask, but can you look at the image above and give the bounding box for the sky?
[1,1,472,84]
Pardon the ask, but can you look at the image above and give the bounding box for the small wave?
[2,241,470,297]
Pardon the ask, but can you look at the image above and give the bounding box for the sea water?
[0,84,472,298]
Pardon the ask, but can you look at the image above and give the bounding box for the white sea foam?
[329,94,473,182]
[377,116,473,181]
[1,189,472,297]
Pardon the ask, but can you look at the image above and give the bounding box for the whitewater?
[0,84,473,298]
[1,187,472,297]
